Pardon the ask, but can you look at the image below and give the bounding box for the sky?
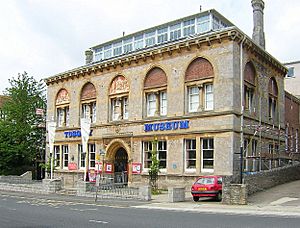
[0,0,299,95]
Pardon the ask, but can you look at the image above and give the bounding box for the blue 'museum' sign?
[144,120,189,132]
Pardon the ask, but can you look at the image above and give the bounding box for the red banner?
[68,162,77,170]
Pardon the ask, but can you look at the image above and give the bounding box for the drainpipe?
[240,36,246,184]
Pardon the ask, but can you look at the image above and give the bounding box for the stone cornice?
[45,27,287,86]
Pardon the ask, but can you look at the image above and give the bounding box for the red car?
[191,175,222,202]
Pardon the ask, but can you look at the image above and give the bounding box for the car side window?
[217,177,222,184]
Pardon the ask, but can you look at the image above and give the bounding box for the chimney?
[85,49,93,64]
[251,0,265,49]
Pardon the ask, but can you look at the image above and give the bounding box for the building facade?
[45,6,288,187]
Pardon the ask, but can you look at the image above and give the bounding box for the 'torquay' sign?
[144,120,189,132]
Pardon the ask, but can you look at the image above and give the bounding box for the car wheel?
[193,196,199,202]
[216,192,222,202]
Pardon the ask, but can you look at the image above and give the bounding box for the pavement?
[135,180,300,217]
[2,180,300,217]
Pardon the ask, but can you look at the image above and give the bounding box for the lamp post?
[99,149,106,181]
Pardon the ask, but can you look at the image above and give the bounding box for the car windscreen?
[195,177,215,185]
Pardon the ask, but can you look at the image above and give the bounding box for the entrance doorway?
[114,148,128,184]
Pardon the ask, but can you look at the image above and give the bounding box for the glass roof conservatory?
[90,10,233,63]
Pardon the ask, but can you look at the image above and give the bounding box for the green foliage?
[149,137,160,190]
[0,72,46,175]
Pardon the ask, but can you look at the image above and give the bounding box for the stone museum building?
[45,1,292,187]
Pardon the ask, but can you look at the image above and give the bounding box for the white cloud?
[0,0,299,94]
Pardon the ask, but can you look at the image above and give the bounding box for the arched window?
[185,58,214,112]
[144,67,167,117]
[268,77,278,120]
[244,62,256,113]
[80,82,96,123]
[109,75,129,121]
[55,89,70,127]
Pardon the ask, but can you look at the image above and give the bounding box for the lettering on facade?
[64,130,93,138]
[144,120,189,132]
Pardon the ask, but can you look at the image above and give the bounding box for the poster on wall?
[88,169,96,182]
[68,162,77,170]
[105,163,113,173]
[95,161,103,173]
[132,163,142,174]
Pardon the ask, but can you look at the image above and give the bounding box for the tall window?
[201,138,214,172]
[94,47,103,61]
[89,143,96,168]
[113,41,122,56]
[143,140,167,170]
[183,19,195,36]
[104,44,112,59]
[123,38,133,53]
[244,62,256,114]
[134,34,144,50]
[188,86,199,112]
[56,89,70,127]
[54,145,60,168]
[197,15,210,33]
[170,23,181,41]
[185,58,214,113]
[144,68,168,117]
[80,83,97,123]
[157,27,168,44]
[62,145,69,168]
[145,31,156,47]
[185,139,196,170]
[268,77,278,121]
[78,144,85,169]
[109,75,129,121]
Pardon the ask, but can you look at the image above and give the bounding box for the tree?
[148,137,160,192]
[0,72,46,176]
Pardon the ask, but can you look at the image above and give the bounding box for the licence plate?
[198,187,207,191]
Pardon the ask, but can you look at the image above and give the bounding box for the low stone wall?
[0,171,33,184]
[244,163,300,195]
[0,178,62,194]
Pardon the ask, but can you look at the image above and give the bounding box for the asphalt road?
[1,192,300,228]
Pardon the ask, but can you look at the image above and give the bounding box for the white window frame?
[81,101,96,124]
[111,96,129,121]
[56,106,69,127]
[188,86,199,112]
[201,138,214,172]
[134,34,144,50]
[89,143,96,169]
[94,47,103,61]
[197,15,210,33]
[204,84,213,110]
[183,19,195,36]
[145,31,156,47]
[147,93,157,117]
[185,139,196,171]
[78,144,85,169]
[123,38,133,53]
[113,41,122,56]
[54,145,60,168]
[62,145,69,169]
[170,23,181,41]
[104,44,112,59]
[157,27,168,44]
[160,91,167,116]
